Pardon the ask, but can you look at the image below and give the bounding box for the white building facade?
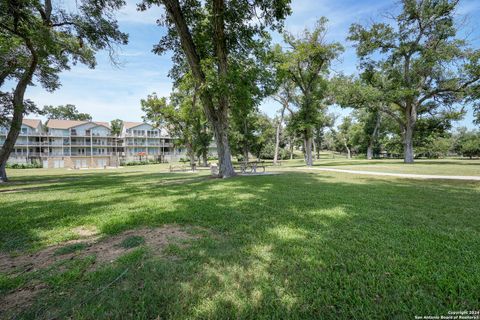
[0,119,184,168]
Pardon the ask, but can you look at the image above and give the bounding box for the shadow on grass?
[1,170,479,319]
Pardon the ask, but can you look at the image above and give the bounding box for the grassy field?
[279,157,480,176]
[1,163,479,319]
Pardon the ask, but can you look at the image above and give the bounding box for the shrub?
[6,162,43,169]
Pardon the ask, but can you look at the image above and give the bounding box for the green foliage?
[141,75,213,164]
[229,111,276,159]
[348,0,480,161]
[54,243,87,256]
[6,162,43,169]
[454,129,480,158]
[110,119,124,137]
[277,18,343,137]
[124,160,161,166]
[42,105,92,121]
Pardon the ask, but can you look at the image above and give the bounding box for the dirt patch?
[0,225,198,316]
[0,282,47,316]
[0,225,195,274]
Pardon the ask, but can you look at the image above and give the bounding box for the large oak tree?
[140,0,291,177]
[0,0,128,181]
[348,0,480,163]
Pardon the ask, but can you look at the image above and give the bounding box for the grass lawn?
[1,164,479,319]
[280,157,480,176]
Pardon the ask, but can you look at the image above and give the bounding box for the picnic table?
[237,161,266,174]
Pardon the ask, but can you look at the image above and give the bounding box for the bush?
[123,159,162,166]
[6,162,43,169]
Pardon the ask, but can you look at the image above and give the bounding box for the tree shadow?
[1,171,479,319]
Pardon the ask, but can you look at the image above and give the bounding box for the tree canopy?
[42,104,92,121]
[348,0,480,163]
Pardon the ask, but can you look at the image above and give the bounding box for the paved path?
[302,167,480,181]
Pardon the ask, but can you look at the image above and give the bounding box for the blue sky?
[24,0,480,128]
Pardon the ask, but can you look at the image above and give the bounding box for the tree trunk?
[304,134,313,166]
[366,145,374,160]
[290,137,294,160]
[403,105,416,164]
[316,139,320,160]
[189,152,195,167]
[273,104,286,165]
[243,145,249,164]
[161,0,235,178]
[212,118,235,177]
[343,139,351,159]
[0,41,38,182]
[202,149,208,166]
[367,112,381,160]
[312,138,317,160]
[404,125,414,163]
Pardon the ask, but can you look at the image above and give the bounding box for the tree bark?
[273,104,286,165]
[366,145,374,160]
[403,104,416,163]
[243,145,249,163]
[202,149,208,166]
[312,138,317,160]
[290,137,294,160]
[304,134,313,166]
[0,40,38,182]
[161,0,235,178]
[367,112,381,160]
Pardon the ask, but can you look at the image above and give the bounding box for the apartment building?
[0,119,182,169]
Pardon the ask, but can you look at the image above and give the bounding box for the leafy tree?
[312,112,335,159]
[272,80,295,164]
[275,18,343,166]
[110,119,123,165]
[0,0,128,181]
[42,104,92,121]
[141,78,212,166]
[453,128,480,159]
[336,116,359,159]
[139,0,291,177]
[348,0,480,163]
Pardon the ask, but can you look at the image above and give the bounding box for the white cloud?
[116,0,164,25]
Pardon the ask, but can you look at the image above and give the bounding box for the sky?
[22,0,480,128]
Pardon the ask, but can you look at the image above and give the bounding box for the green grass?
[119,235,145,249]
[311,158,480,176]
[54,243,88,256]
[0,164,479,319]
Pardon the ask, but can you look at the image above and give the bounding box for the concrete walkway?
[302,167,480,181]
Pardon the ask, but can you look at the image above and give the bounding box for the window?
[71,129,77,135]
[21,127,28,134]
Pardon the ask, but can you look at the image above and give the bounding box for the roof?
[46,119,88,129]
[94,122,110,128]
[22,119,41,128]
[123,122,145,129]
[45,120,110,129]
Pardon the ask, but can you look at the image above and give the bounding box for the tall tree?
[139,0,290,177]
[141,78,212,167]
[42,104,92,121]
[0,0,128,181]
[272,80,295,164]
[337,116,358,159]
[276,18,343,166]
[348,0,480,163]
